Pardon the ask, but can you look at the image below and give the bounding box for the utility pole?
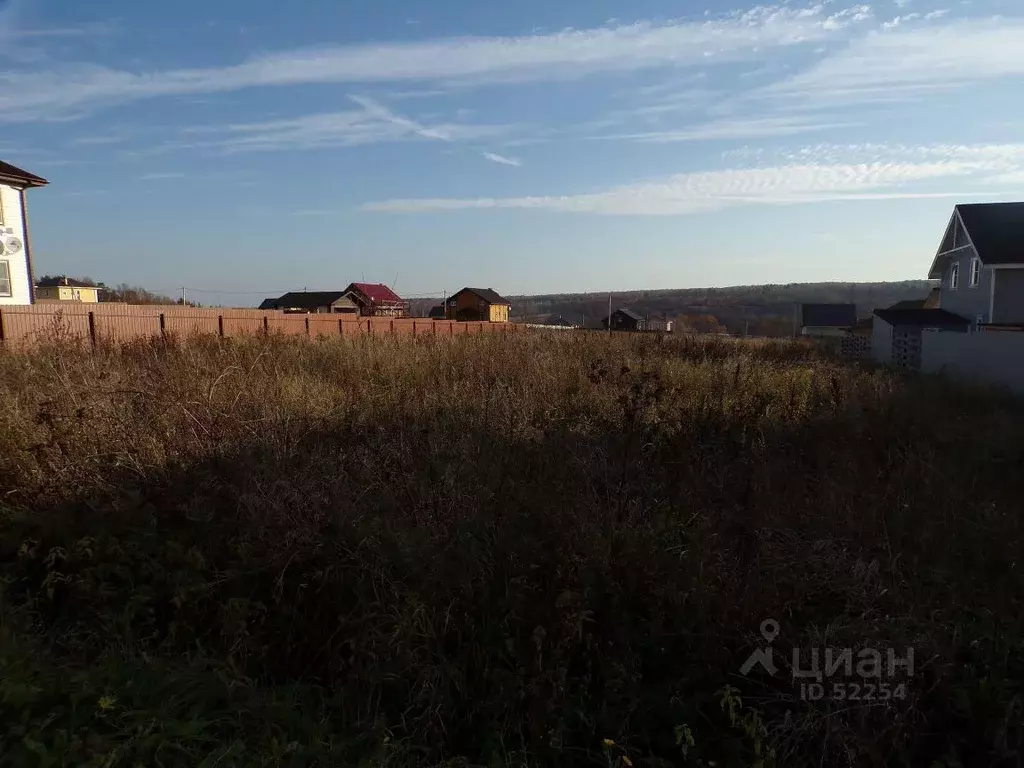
[442,289,447,320]
[181,286,186,306]
[608,293,612,337]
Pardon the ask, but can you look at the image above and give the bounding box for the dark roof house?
[261,291,358,313]
[446,287,511,322]
[448,287,510,306]
[602,308,646,331]
[928,202,1024,326]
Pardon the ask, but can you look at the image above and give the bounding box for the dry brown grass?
[1,331,1022,767]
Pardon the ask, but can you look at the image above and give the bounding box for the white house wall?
[0,182,32,305]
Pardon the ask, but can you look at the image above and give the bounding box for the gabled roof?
[270,291,347,310]
[448,287,510,306]
[955,203,1024,265]
[0,160,48,187]
[344,283,405,304]
[428,305,446,319]
[610,307,645,322]
[873,307,970,328]
[258,298,278,310]
[800,303,857,328]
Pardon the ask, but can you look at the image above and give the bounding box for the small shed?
[872,307,970,367]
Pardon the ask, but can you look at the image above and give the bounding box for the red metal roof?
[346,283,404,304]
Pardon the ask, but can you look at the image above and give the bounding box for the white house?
[0,160,48,305]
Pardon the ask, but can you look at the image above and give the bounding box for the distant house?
[543,314,578,328]
[445,287,511,322]
[35,276,100,303]
[342,283,408,318]
[602,308,646,331]
[646,316,674,333]
[800,303,857,337]
[260,291,359,314]
[0,159,48,305]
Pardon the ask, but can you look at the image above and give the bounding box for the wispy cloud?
[139,172,185,180]
[362,144,1024,216]
[763,17,1024,107]
[482,151,522,166]
[0,4,874,121]
[589,115,858,143]
[199,98,508,153]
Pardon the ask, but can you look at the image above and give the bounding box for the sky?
[3,0,1024,305]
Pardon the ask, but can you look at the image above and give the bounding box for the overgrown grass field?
[1,332,1022,767]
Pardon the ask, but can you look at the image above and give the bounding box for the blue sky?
[3,0,1024,305]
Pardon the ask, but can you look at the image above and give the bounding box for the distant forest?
[508,281,936,336]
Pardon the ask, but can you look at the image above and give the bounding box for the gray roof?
[266,291,348,310]
[956,203,1024,265]
[449,287,510,305]
[800,303,857,328]
[873,308,970,328]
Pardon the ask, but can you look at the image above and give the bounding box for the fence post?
[304,317,310,337]
[217,315,224,338]
[390,319,395,334]
[338,318,343,336]
[159,313,166,339]
[88,312,97,348]
[0,308,5,344]
[263,316,269,336]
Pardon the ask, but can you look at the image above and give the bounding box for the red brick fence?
[0,304,522,349]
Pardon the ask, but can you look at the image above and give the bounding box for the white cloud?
[482,151,522,166]
[0,4,873,121]
[765,17,1024,105]
[361,143,1024,216]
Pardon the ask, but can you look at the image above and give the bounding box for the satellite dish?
[5,237,22,253]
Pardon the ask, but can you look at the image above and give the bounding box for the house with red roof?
[342,282,409,318]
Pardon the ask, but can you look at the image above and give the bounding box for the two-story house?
[0,160,48,305]
[872,202,1024,367]
[927,202,1024,327]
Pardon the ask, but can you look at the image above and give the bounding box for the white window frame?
[0,259,11,296]
[950,261,959,290]
[970,257,981,288]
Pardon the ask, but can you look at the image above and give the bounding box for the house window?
[970,257,981,288]
[950,262,959,290]
[0,260,10,296]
